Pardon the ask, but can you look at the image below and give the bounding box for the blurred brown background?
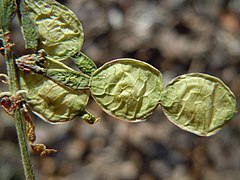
[0,0,240,179]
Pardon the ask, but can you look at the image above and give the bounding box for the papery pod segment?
[18,54,96,124]
[23,0,84,60]
[160,73,236,136]
[90,59,163,122]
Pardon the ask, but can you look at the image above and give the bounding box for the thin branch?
[3,32,35,180]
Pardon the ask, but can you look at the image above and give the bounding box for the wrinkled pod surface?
[90,59,164,122]
[160,73,236,136]
[22,0,84,60]
[19,58,90,123]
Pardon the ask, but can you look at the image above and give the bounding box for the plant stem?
[4,34,35,180]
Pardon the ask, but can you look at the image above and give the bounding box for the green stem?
[13,108,35,180]
[4,36,35,179]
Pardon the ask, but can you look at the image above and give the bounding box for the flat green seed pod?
[90,59,163,122]
[19,59,90,123]
[161,73,236,136]
[24,0,84,60]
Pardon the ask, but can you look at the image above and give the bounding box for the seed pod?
[23,0,84,60]
[19,59,90,123]
[161,73,236,136]
[90,59,163,122]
